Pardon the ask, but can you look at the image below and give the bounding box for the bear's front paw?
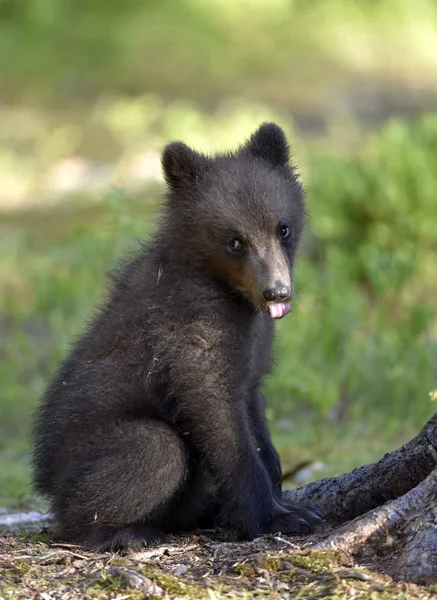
[267,503,323,535]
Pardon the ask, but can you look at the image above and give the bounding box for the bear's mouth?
[267,302,291,319]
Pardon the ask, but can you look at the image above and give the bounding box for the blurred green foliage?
[274,117,437,424]
[0,0,436,507]
[2,0,437,111]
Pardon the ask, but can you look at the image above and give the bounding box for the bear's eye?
[227,237,244,254]
[279,223,291,240]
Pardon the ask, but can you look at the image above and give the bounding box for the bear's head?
[161,123,306,319]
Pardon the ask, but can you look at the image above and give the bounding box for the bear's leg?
[164,466,219,532]
[249,391,324,533]
[53,419,189,551]
[249,391,283,495]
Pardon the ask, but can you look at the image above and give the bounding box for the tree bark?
[283,413,437,583]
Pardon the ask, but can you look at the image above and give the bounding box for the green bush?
[269,116,437,424]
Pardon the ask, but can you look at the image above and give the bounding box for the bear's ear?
[244,122,289,168]
[162,142,208,189]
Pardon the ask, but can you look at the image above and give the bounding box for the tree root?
[311,467,437,583]
[284,413,437,523]
[283,413,437,583]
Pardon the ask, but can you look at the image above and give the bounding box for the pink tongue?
[268,302,292,319]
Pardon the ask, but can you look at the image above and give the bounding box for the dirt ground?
[1,530,436,600]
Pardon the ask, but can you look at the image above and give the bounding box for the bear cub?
[32,123,322,551]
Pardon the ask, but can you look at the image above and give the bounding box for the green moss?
[12,559,33,574]
[110,557,132,567]
[89,571,123,592]
[290,550,344,573]
[234,555,287,580]
[88,571,145,599]
[233,563,256,579]
[17,530,51,545]
[1,560,37,587]
[142,565,205,597]
[263,557,282,572]
[279,567,311,585]
[2,569,22,585]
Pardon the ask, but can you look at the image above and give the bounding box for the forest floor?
[1,528,436,600]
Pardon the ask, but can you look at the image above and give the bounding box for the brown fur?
[32,123,322,551]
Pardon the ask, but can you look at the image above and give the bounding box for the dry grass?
[1,531,436,599]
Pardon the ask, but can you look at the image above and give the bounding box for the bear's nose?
[263,286,291,302]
